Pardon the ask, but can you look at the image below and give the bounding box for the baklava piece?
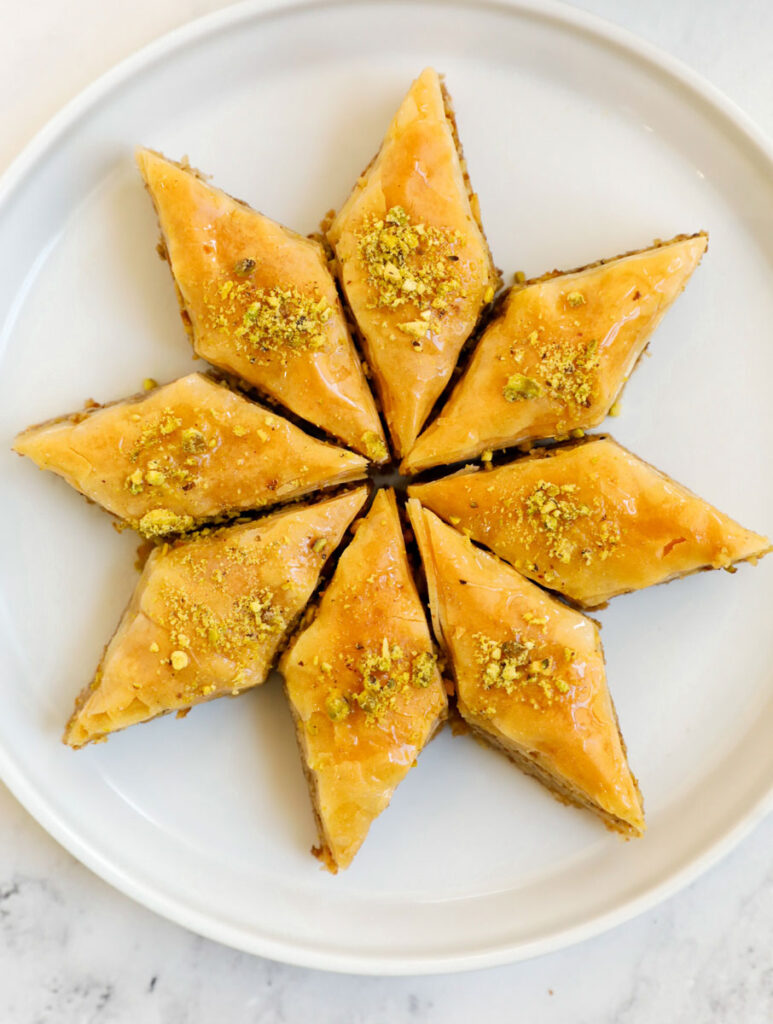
[280,489,447,871]
[402,234,707,473]
[65,487,368,747]
[326,67,499,457]
[136,149,387,462]
[407,500,644,836]
[409,436,770,608]
[14,373,367,538]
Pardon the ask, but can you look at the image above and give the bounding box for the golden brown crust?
[65,487,369,747]
[136,148,387,459]
[401,233,709,474]
[519,231,708,290]
[14,374,368,538]
[465,720,642,837]
[408,436,770,609]
[438,77,502,295]
[407,500,645,834]
[326,69,498,457]
[280,489,448,870]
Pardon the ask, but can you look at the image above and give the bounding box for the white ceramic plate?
[1,0,772,976]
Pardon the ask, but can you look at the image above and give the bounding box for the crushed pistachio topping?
[161,580,287,668]
[233,258,256,276]
[128,409,183,462]
[474,633,571,705]
[312,538,327,555]
[136,509,195,538]
[356,206,465,340]
[566,291,586,307]
[516,479,621,566]
[122,408,230,506]
[509,326,600,410]
[525,480,594,564]
[529,330,599,409]
[327,638,437,724]
[361,430,389,462]
[205,278,332,362]
[503,373,541,402]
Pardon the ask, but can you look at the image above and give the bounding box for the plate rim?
[1,0,772,975]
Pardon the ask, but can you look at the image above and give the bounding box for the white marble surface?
[1,1,772,1020]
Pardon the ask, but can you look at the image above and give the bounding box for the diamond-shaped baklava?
[281,489,447,871]
[137,148,387,461]
[65,487,368,747]
[402,234,707,473]
[327,67,499,456]
[408,499,644,836]
[409,436,770,608]
[14,373,367,537]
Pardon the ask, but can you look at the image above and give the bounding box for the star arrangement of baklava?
[14,68,771,872]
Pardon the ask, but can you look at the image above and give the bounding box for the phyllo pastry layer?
[402,233,707,473]
[327,67,499,457]
[280,489,447,871]
[407,500,644,837]
[14,373,367,537]
[65,487,368,748]
[136,148,387,462]
[408,436,770,608]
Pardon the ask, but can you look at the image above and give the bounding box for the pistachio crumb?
[325,693,350,721]
[503,373,541,402]
[137,509,195,537]
[126,469,144,494]
[181,427,207,452]
[171,650,189,671]
[361,430,388,462]
[143,378,158,391]
[411,650,437,688]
